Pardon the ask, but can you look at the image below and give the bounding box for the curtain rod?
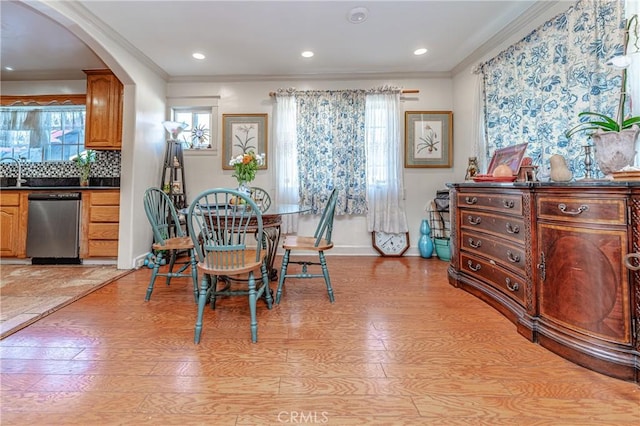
[268,89,419,97]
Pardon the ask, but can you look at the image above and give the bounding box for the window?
[171,107,212,150]
[0,105,86,162]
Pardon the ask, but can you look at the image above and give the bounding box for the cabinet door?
[85,71,123,149]
[0,206,20,257]
[538,223,631,344]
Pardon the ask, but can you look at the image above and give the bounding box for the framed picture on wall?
[405,111,453,168]
[222,113,268,170]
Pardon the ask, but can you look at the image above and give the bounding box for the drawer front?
[87,240,118,257]
[0,192,20,206]
[460,229,525,273]
[88,223,119,240]
[90,191,120,206]
[457,192,522,215]
[537,196,626,225]
[90,206,120,222]
[460,210,524,244]
[461,253,525,306]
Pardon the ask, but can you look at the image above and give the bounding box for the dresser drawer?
[537,196,626,225]
[460,229,525,273]
[460,210,524,244]
[457,192,522,215]
[461,253,525,306]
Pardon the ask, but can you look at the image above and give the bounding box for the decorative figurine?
[549,154,573,182]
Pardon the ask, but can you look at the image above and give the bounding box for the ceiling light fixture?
[4,66,13,71]
[347,7,368,24]
[301,51,314,58]
[414,48,428,56]
[192,52,205,60]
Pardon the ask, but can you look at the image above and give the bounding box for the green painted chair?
[250,187,272,212]
[276,188,338,304]
[187,188,273,343]
[142,187,198,303]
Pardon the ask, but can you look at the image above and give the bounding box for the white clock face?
[374,232,409,256]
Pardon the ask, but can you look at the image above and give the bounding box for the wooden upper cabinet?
[84,69,123,150]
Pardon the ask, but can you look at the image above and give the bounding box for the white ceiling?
[1,0,549,82]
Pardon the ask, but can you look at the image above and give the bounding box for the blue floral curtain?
[481,0,625,179]
[295,90,367,214]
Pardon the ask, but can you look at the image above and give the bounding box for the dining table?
[181,202,309,281]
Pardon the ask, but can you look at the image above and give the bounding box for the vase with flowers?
[566,14,640,177]
[72,149,96,186]
[229,151,265,195]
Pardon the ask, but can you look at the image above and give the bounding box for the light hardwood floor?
[1,256,638,425]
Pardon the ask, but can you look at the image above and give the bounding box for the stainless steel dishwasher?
[26,192,82,264]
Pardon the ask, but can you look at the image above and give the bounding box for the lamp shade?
[162,120,188,139]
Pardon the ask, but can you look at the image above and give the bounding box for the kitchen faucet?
[0,156,26,187]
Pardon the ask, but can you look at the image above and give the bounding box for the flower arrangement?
[229,151,264,184]
[71,149,96,185]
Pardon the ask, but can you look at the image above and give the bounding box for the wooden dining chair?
[275,188,338,304]
[142,187,198,303]
[187,188,273,343]
[250,187,272,212]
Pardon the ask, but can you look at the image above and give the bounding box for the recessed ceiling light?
[301,51,314,58]
[414,48,428,56]
[347,7,368,24]
[4,66,13,71]
[192,52,205,60]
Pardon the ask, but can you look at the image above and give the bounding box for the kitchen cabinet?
[80,190,120,258]
[0,192,27,258]
[449,183,639,383]
[84,69,123,150]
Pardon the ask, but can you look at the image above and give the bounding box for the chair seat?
[152,236,194,251]
[282,235,333,251]
[197,249,266,275]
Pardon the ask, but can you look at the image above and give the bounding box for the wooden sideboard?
[448,182,639,383]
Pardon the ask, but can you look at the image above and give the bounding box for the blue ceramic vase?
[418,219,434,258]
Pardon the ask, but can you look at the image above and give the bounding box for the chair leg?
[275,249,290,304]
[319,251,335,303]
[194,274,211,344]
[166,250,177,285]
[144,251,162,301]
[248,272,258,343]
[189,250,198,304]
[261,263,273,309]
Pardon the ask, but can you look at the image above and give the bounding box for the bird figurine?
[549,154,573,182]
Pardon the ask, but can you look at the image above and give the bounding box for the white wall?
[170,78,460,256]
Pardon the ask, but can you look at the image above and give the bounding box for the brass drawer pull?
[465,196,478,205]
[506,250,520,263]
[467,260,481,271]
[558,203,589,215]
[505,277,519,292]
[503,200,514,209]
[468,216,482,225]
[624,253,640,271]
[506,223,520,234]
[468,238,482,249]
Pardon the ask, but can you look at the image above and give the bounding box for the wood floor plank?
[1,256,638,425]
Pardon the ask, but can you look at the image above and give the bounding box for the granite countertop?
[0,177,120,190]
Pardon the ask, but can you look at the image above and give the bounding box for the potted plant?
[72,149,96,186]
[566,14,640,177]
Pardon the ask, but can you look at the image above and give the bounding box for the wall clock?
[372,231,410,257]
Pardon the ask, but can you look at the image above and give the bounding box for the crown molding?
[168,71,452,84]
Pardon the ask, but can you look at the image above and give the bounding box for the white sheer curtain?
[274,92,300,234]
[364,91,408,233]
[471,67,488,174]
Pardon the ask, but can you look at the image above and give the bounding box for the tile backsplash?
[0,150,120,178]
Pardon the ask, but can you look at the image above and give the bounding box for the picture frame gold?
[222,113,268,170]
[405,111,453,168]
[487,143,528,175]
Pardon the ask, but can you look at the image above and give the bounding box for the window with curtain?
[0,104,86,162]
[274,87,408,234]
[480,0,625,179]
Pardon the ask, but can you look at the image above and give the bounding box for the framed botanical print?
[405,111,453,168]
[222,113,268,170]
